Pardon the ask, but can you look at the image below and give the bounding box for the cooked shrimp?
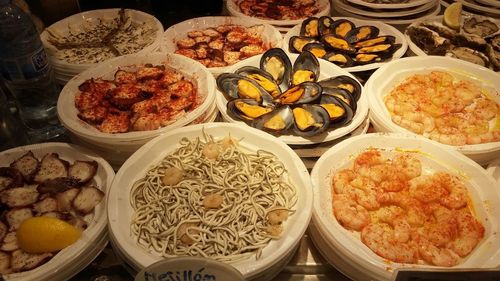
[202,142,220,160]
[436,173,468,209]
[392,153,422,179]
[361,222,418,263]
[176,222,199,245]
[454,80,481,104]
[267,209,289,225]
[218,136,238,151]
[162,167,184,186]
[450,209,485,257]
[332,169,356,194]
[368,164,409,192]
[202,194,224,209]
[428,131,467,146]
[353,149,386,178]
[377,192,426,227]
[333,194,370,231]
[417,236,459,267]
[469,97,498,121]
[409,175,447,204]
[349,177,380,211]
[420,204,458,247]
[392,112,435,135]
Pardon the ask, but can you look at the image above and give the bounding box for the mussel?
[289,36,317,53]
[292,104,330,137]
[235,66,281,98]
[260,48,292,91]
[319,95,353,126]
[322,52,354,67]
[345,26,380,44]
[357,43,396,55]
[318,75,362,101]
[354,53,383,65]
[331,19,355,38]
[227,98,274,122]
[303,42,328,58]
[354,36,396,49]
[291,51,320,85]
[321,34,356,54]
[318,16,335,36]
[277,82,322,105]
[253,106,294,133]
[300,17,320,38]
[322,87,356,113]
[217,73,273,105]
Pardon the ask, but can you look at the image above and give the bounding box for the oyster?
[486,44,500,71]
[260,48,292,91]
[291,51,320,85]
[406,26,451,55]
[446,47,490,68]
[292,105,330,137]
[463,17,499,38]
[227,98,274,121]
[421,21,457,40]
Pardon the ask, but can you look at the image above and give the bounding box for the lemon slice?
[444,2,462,30]
[17,217,82,254]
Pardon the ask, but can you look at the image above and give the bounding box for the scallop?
[260,48,292,91]
[291,51,320,86]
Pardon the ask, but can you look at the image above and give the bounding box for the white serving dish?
[282,17,408,73]
[310,133,500,281]
[365,56,500,165]
[107,123,313,280]
[0,143,114,281]
[161,16,283,77]
[486,158,500,184]
[345,0,434,9]
[336,0,436,18]
[215,53,369,145]
[226,0,331,27]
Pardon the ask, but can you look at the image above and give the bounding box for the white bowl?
[345,0,434,9]
[215,53,369,145]
[365,56,500,165]
[57,52,216,145]
[161,16,283,77]
[310,133,500,281]
[226,0,331,27]
[0,142,114,281]
[282,17,408,72]
[107,122,313,280]
[41,9,163,71]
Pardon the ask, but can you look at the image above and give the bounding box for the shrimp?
[353,149,387,178]
[202,194,224,209]
[454,80,481,104]
[332,169,356,194]
[377,192,426,227]
[428,131,467,146]
[368,164,408,192]
[469,97,498,121]
[420,204,458,247]
[392,112,435,135]
[437,172,468,210]
[450,209,485,257]
[392,153,422,179]
[162,167,184,186]
[361,222,418,263]
[409,175,448,204]
[349,176,380,210]
[417,236,459,267]
[202,142,220,160]
[333,194,370,231]
[267,209,289,225]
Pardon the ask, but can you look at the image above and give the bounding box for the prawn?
[417,236,459,267]
[392,153,422,180]
[332,194,370,231]
[368,164,408,192]
[349,176,380,210]
[392,112,435,135]
[332,169,356,194]
[419,203,458,247]
[428,131,467,146]
[409,175,448,204]
[450,209,485,257]
[353,149,387,178]
[377,192,426,227]
[437,172,468,210]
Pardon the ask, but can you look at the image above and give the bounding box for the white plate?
[107,123,313,280]
[345,0,434,9]
[486,158,500,183]
[226,0,331,27]
[160,16,283,77]
[474,0,500,8]
[365,56,500,165]
[40,9,163,69]
[462,0,500,15]
[57,52,216,144]
[215,53,369,145]
[335,0,437,18]
[0,142,114,281]
[335,1,440,25]
[311,133,500,281]
[282,17,408,72]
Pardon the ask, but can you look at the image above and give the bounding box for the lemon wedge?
[444,2,462,30]
[17,217,82,254]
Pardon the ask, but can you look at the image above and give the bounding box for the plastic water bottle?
[0,0,65,142]
[0,88,29,151]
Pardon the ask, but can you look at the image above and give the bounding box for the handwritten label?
[143,267,216,281]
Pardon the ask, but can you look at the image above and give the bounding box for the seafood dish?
[0,151,104,274]
[406,14,500,71]
[74,64,199,133]
[44,9,159,64]
[173,24,271,68]
[288,16,402,67]
[384,71,500,146]
[129,133,297,262]
[361,0,410,3]
[331,148,484,266]
[236,0,320,20]
[217,48,361,138]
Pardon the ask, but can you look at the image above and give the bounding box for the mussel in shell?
[303,42,328,59]
[321,34,356,54]
[357,43,399,56]
[227,98,274,121]
[260,48,292,91]
[217,73,273,104]
[253,105,294,132]
[331,19,355,38]
[300,17,320,38]
[292,51,320,85]
[323,52,354,67]
[345,26,380,44]
[289,36,316,53]
[235,66,281,98]
[354,36,396,49]
[277,81,322,105]
[354,53,382,65]
[322,87,356,113]
[292,104,330,137]
[318,75,362,101]
[318,16,335,37]
[320,94,354,126]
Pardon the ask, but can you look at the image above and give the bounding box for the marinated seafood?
[237,0,320,20]
[289,16,401,68]
[0,152,104,274]
[75,64,199,133]
[384,71,500,145]
[174,24,270,68]
[218,48,360,137]
[331,149,485,266]
[46,9,158,64]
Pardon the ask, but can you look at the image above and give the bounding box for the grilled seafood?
[237,0,320,20]
[331,149,485,266]
[75,64,198,133]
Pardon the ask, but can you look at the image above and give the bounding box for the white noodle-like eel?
[130,134,297,262]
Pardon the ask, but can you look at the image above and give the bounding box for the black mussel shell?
[322,87,356,113]
[318,75,362,101]
[217,73,273,105]
[303,42,329,59]
[227,98,274,122]
[346,26,380,44]
[321,34,356,54]
[252,106,294,133]
[357,43,395,55]
[354,53,383,65]
[289,36,317,53]
[260,48,292,91]
[331,19,355,38]
[323,52,354,67]
[320,95,354,127]
[292,104,331,137]
[300,17,320,38]
[292,51,320,85]
[277,81,322,105]
[236,66,281,98]
[354,36,396,49]
[318,16,335,37]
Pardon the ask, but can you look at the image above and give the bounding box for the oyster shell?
[446,47,490,68]
[486,44,500,71]
[463,17,499,38]
[406,26,451,56]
